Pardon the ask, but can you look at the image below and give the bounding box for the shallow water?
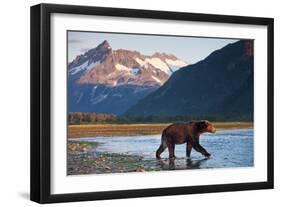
[70,128,253,170]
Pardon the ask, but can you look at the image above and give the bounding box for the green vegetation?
[68,112,253,125]
[68,112,116,125]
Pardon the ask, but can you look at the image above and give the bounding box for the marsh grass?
[68,122,253,138]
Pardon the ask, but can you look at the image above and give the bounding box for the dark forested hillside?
[125,40,254,120]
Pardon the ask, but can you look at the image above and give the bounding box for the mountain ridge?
[125,40,254,119]
[68,40,187,87]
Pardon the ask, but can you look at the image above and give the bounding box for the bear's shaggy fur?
[156,120,216,159]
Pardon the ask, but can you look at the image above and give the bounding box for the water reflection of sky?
[69,129,253,169]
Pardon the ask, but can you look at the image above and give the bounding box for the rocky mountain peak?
[68,40,187,87]
[152,52,177,60]
[97,40,111,49]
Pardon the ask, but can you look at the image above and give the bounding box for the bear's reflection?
[156,157,208,170]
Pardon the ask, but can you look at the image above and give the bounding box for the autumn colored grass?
[68,122,253,138]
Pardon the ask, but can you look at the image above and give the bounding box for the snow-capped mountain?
[68,40,187,86]
[68,40,188,114]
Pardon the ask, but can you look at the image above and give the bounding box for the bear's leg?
[156,144,166,158]
[167,143,176,159]
[186,143,193,159]
[193,142,211,158]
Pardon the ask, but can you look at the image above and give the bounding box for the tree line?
[68,112,116,124]
[68,112,252,125]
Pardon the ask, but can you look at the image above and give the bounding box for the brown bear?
[156,120,216,159]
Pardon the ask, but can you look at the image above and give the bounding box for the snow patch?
[91,94,108,104]
[145,58,170,74]
[91,85,98,97]
[85,60,100,73]
[112,81,117,86]
[165,59,188,75]
[90,87,109,105]
[131,67,140,75]
[135,57,187,76]
[135,57,149,69]
[135,58,145,66]
[69,59,102,75]
[76,93,83,103]
[116,64,140,76]
[151,76,163,84]
[69,61,89,75]
[115,64,130,72]
[165,59,187,67]
[136,57,171,74]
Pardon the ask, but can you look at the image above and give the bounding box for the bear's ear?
[196,121,207,131]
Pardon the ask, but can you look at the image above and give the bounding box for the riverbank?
[67,141,206,175]
[68,122,253,138]
[67,128,254,174]
[67,141,157,174]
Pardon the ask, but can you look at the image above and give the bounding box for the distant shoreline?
[68,122,253,138]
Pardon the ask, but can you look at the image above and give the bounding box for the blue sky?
[68,31,238,64]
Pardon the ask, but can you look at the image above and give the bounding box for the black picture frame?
[30,3,274,204]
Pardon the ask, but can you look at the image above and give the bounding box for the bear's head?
[196,120,216,133]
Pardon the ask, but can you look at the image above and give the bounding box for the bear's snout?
[207,124,216,133]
